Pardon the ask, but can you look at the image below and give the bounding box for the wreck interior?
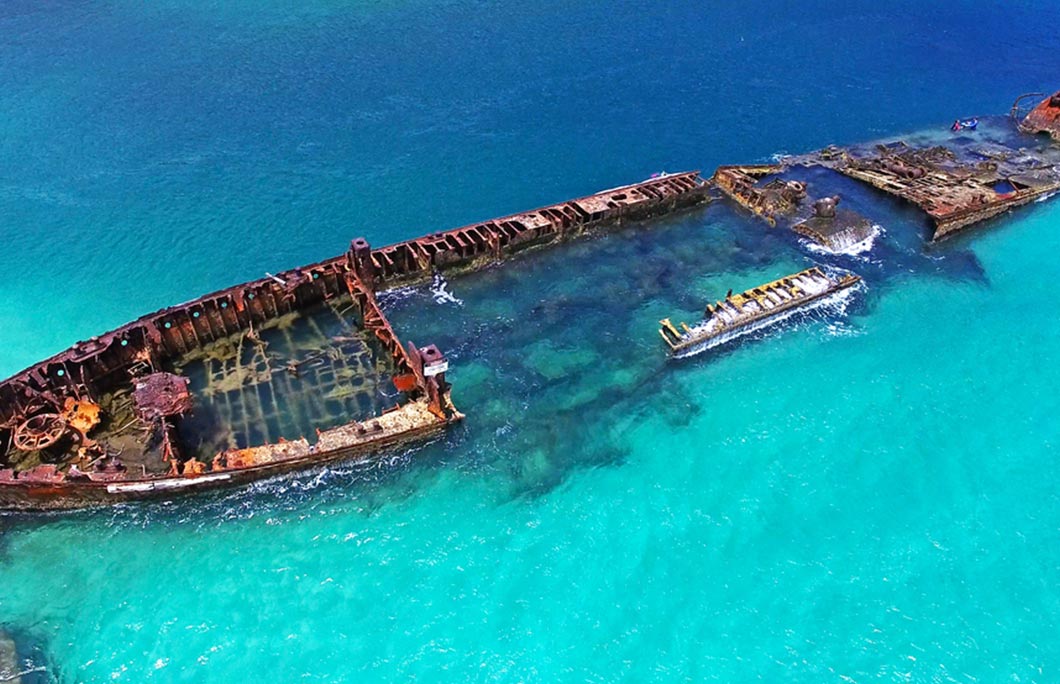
[0,289,407,480]
[174,296,400,461]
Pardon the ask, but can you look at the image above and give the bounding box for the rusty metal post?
[415,345,449,418]
[347,238,376,289]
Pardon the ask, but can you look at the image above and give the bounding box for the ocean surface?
[3,1,1060,681]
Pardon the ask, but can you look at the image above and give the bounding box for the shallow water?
[3,1,1060,682]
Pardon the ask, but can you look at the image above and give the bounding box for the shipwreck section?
[712,165,807,226]
[367,171,710,287]
[0,240,455,510]
[709,100,1060,243]
[0,244,459,509]
[808,142,1060,241]
[712,165,878,251]
[659,267,861,356]
[791,196,876,253]
[1017,91,1060,141]
[0,172,711,510]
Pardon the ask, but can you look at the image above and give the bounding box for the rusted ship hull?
[712,164,807,227]
[0,406,448,512]
[834,162,1060,242]
[369,172,711,287]
[659,267,861,356]
[0,172,711,512]
[759,93,1060,242]
[1018,90,1060,141]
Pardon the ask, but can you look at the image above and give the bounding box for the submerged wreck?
[713,91,1060,243]
[814,140,1060,241]
[659,267,861,356]
[712,165,878,252]
[0,173,710,510]
[3,92,1060,512]
[791,196,877,253]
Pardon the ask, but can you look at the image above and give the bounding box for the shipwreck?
[3,91,1060,512]
[0,173,710,510]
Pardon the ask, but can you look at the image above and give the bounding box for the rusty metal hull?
[0,410,450,512]
[712,165,805,226]
[367,172,711,287]
[0,171,710,427]
[834,163,1060,242]
[1019,91,1060,140]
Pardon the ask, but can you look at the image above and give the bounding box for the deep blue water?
[2,1,1060,682]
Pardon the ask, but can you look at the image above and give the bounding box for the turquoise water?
[3,1,1060,681]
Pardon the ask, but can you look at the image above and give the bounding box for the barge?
[659,267,862,357]
[0,172,710,511]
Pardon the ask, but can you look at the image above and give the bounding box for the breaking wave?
[803,224,884,257]
[430,273,464,306]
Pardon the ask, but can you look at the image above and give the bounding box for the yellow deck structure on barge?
[659,267,861,356]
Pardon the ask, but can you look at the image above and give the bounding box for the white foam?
[430,273,464,306]
[377,285,419,307]
[803,224,883,257]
